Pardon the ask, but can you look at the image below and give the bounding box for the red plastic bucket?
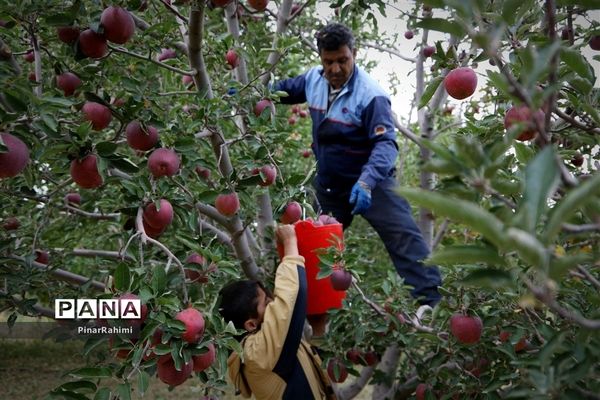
[279,220,346,315]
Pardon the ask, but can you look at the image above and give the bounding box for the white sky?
[313,3,600,122]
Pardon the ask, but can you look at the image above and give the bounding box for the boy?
[219,225,336,400]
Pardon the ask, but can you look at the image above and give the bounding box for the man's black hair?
[218,280,269,330]
[316,23,355,53]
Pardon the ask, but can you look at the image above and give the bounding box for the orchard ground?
[0,313,374,400]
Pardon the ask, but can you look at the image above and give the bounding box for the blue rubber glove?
[349,181,372,215]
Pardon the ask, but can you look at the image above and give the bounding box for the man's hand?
[276,224,299,257]
[349,181,372,215]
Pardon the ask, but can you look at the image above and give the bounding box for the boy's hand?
[276,224,299,257]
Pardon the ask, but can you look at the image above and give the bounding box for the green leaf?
[94,388,111,400]
[461,268,513,289]
[414,18,465,37]
[427,245,506,266]
[113,263,131,292]
[544,173,600,243]
[108,157,139,173]
[96,142,118,157]
[58,381,97,393]
[152,344,172,355]
[550,253,593,279]
[561,48,594,83]
[418,76,443,109]
[68,367,112,379]
[137,370,150,396]
[397,188,506,249]
[152,265,167,295]
[116,383,131,400]
[513,142,535,164]
[518,147,559,232]
[506,228,549,269]
[7,312,17,328]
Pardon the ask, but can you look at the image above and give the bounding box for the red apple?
[415,383,429,400]
[362,351,378,366]
[225,49,239,69]
[404,30,414,39]
[291,105,300,114]
[514,337,529,352]
[157,355,193,386]
[288,116,297,125]
[345,348,362,365]
[192,342,216,372]
[280,201,302,224]
[185,253,209,283]
[589,35,600,51]
[175,307,205,343]
[112,97,126,107]
[572,153,584,167]
[330,268,352,291]
[2,217,20,231]
[449,314,483,344]
[301,149,311,158]
[258,164,276,187]
[101,6,135,44]
[291,2,301,14]
[24,50,34,63]
[504,105,545,141]
[157,48,176,62]
[183,75,194,87]
[499,330,510,343]
[70,154,103,189]
[56,72,81,96]
[143,199,173,230]
[326,358,348,383]
[78,29,108,59]
[35,249,49,265]
[28,71,37,82]
[422,45,435,58]
[212,0,232,6]
[65,192,81,205]
[126,120,159,151]
[248,0,269,11]
[298,110,308,118]
[215,192,240,216]
[254,99,273,117]
[195,166,211,180]
[0,132,29,179]
[142,219,164,238]
[148,148,180,178]
[82,102,112,131]
[444,67,477,100]
[57,26,80,44]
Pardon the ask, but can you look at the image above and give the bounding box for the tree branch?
[188,7,214,97]
[576,265,600,292]
[63,205,120,220]
[259,0,294,86]
[199,219,234,250]
[553,107,600,135]
[337,365,376,400]
[363,41,415,62]
[71,248,134,262]
[524,278,600,329]
[108,44,196,76]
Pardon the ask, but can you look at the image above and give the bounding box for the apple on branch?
[0,132,29,179]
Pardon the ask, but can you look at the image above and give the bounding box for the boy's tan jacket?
[227,255,335,400]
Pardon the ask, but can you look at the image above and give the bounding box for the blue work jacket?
[275,65,398,191]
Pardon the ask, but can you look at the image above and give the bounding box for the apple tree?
[1,0,600,399]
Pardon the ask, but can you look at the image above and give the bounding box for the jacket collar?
[318,64,358,94]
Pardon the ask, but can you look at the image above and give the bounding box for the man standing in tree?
[274,23,442,316]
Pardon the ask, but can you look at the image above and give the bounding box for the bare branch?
[159,0,188,24]
[562,223,600,233]
[199,219,234,250]
[351,280,386,316]
[72,248,134,262]
[260,0,294,86]
[0,290,55,318]
[576,265,600,292]
[553,107,600,135]
[432,218,450,250]
[196,202,231,228]
[337,365,376,400]
[135,208,188,305]
[63,205,120,220]
[188,7,214,97]
[363,41,415,62]
[524,278,600,329]
[392,112,422,146]
[8,256,106,291]
[108,45,196,76]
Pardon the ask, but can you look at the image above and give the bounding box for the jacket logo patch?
[374,125,386,136]
[342,107,349,113]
